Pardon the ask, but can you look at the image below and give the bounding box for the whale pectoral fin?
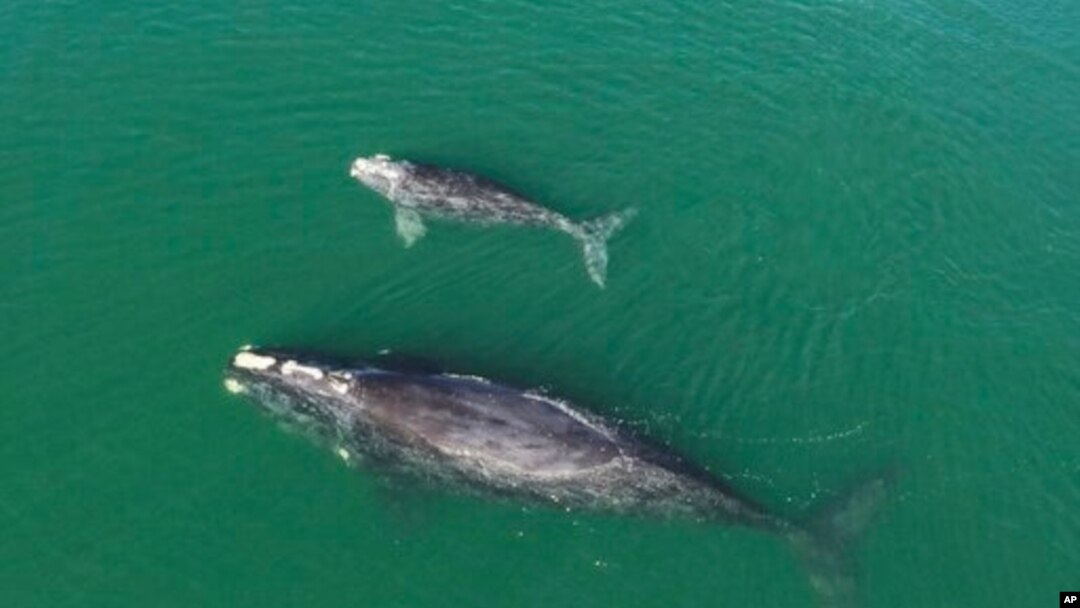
[394,206,426,248]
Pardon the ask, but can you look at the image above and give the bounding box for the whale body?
[349,155,636,287]
[225,345,889,607]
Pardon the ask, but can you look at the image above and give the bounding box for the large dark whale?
[349,155,636,287]
[224,345,889,607]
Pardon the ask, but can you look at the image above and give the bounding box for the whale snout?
[350,154,392,174]
[349,158,370,179]
[227,346,329,382]
[224,345,362,406]
[349,155,405,199]
[226,346,318,393]
[224,346,365,437]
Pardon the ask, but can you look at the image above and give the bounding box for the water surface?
[2,1,1078,606]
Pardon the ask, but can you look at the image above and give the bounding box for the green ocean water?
[3,1,1079,606]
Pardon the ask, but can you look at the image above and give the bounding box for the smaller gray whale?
[350,154,636,287]
[225,345,891,607]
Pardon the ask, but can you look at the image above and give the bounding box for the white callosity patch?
[233,352,276,370]
[348,158,368,179]
[223,378,247,394]
[281,360,325,380]
[329,378,350,394]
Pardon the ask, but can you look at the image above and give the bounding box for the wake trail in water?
[699,421,868,445]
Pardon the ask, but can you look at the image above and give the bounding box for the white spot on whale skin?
[233,352,276,370]
[281,360,325,380]
[223,378,247,394]
[329,379,350,394]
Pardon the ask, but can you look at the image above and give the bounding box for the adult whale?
[349,155,636,287]
[224,345,890,607]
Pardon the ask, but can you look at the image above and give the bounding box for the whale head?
[349,154,407,199]
[224,345,371,438]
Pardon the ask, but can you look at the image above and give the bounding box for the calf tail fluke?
[787,471,894,607]
[576,208,637,287]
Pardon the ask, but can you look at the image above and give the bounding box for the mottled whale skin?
[225,346,889,607]
[349,154,636,287]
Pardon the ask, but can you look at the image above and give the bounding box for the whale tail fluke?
[787,470,895,608]
[576,208,637,287]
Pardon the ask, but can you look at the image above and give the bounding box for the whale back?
[357,372,621,478]
[397,163,562,226]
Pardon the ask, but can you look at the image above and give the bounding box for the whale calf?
[225,345,890,607]
[349,155,636,287]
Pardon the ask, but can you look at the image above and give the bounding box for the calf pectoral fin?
[394,206,426,247]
